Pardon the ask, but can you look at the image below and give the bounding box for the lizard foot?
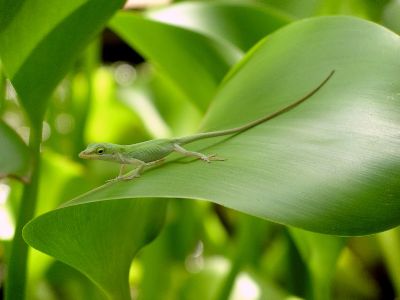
[106,174,140,183]
[121,174,140,181]
[106,177,122,183]
[200,154,226,163]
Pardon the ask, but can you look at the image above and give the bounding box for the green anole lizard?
[79,70,334,182]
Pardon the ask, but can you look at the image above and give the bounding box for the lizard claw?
[201,154,225,163]
[106,174,140,183]
[106,177,121,183]
[121,174,140,181]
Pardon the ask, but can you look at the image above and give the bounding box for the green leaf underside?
[0,0,125,125]
[23,199,167,300]
[0,121,30,178]
[59,16,400,236]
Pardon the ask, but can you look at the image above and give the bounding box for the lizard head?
[79,143,119,162]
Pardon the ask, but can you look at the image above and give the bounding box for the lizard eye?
[97,148,105,155]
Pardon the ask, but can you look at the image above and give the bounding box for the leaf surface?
[64,16,400,235]
[24,198,166,300]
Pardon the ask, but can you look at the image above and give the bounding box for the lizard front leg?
[108,158,165,182]
[118,164,126,177]
[173,144,225,163]
[120,158,166,181]
[107,160,146,182]
[120,162,146,181]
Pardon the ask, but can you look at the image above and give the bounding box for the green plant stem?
[5,124,42,300]
[214,218,248,300]
[0,64,5,113]
[215,257,242,300]
[310,273,331,300]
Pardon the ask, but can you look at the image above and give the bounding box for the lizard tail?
[176,70,335,145]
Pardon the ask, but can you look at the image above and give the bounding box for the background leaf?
[109,11,241,111]
[0,0,125,125]
[145,1,292,51]
[109,2,292,111]
[290,228,345,299]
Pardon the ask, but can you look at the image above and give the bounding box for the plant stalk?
[0,64,5,113]
[5,123,42,300]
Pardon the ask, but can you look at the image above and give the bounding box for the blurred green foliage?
[0,0,400,300]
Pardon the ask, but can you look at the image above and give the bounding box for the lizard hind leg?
[173,144,225,163]
[106,159,166,183]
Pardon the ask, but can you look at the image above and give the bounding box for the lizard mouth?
[79,151,92,159]
[79,151,107,160]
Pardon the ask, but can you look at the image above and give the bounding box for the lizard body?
[79,71,334,181]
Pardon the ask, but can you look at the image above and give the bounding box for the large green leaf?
[0,0,125,125]
[24,16,400,297]
[0,121,30,180]
[61,16,399,235]
[26,14,400,230]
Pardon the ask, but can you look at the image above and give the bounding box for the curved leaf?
[23,198,167,300]
[0,0,125,125]
[64,16,399,235]
[0,121,30,180]
[109,12,241,111]
[24,21,400,291]
[146,1,292,51]
[22,14,400,299]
